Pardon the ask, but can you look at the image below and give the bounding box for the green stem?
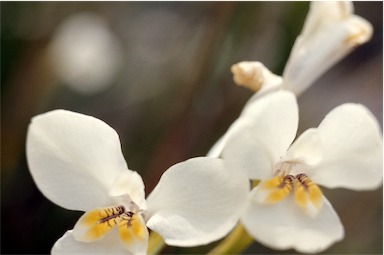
[207,223,254,255]
[147,231,166,255]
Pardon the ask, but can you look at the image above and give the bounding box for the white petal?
[221,91,298,179]
[26,110,130,211]
[241,190,344,253]
[300,2,354,38]
[221,120,275,180]
[208,90,298,163]
[145,157,249,246]
[282,2,373,96]
[306,104,383,190]
[52,230,128,255]
[206,117,243,158]
[240,91,298,161]
[284,128,323,168]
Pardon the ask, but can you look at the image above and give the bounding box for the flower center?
[255,161,323,217]
[72,202,148,249]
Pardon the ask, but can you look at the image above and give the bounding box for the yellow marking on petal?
[262,176,284,189]
[73,206,125,242]
[294,174,323,217]
[79,206,125,226]
[294,184,307,208]
[118,213,134,244]
[118,213,148,247]
[81,210,102,226]
[84,219,119,240]
[266,187,291,203]
[260,175,294,203]
[132,214,148,241]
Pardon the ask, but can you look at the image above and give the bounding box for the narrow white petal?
[26,110,130,211]
[221,120,274,180]
[307,104,383,190]
[145,157,249,246]
[208,91,298,164]
[283,2,373,96]
[220,91,298,179]
[206,117,244,158]
[285,128,323,168]
[52,230,128,255]
[241,190,344,253]
[239,91,298,162]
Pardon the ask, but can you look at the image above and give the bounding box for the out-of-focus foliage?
[1,2,382,254]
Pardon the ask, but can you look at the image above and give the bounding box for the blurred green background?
[1,2,382,254]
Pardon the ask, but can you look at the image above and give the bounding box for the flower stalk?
[207,223,254,255]
[147,231,165,255]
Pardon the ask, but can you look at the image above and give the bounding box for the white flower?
[26,110,249,255]
[219,90,382,253]
[231,1,373,96]
[49,13,123,94]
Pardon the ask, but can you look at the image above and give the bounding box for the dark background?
[1,2,382,254]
